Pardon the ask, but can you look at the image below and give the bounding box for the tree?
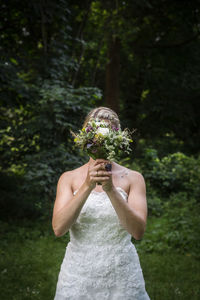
[0,0,101,218]
[69,0,200,154]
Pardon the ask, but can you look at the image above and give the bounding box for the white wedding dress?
[54,187,150,300]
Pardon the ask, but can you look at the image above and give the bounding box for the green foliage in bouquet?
[72,119,133,161]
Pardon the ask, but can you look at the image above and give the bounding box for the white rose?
[97,127,109,136]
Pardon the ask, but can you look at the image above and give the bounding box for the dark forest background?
[1,1,200,299]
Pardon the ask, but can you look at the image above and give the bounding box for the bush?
[126,149,200,257]
[0,172,43,220]
[134,192,200,258]
[139,149,200,198]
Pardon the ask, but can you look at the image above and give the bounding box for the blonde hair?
[83,107,120,129]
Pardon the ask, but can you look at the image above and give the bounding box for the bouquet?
[72,119,133,165]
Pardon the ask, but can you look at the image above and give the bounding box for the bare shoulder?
[128,169,145,182]
[57,164,86,189]
[127,169,146,193]
[116,162,144,182]
[118,163,145,188]
[57,169,73,184]
[56,171,73,195]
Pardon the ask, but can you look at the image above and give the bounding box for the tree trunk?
[105,36,120,113]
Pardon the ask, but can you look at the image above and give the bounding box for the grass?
[0,219,199,300]
[140,252,199,300]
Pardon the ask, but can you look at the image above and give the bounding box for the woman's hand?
[85,159,113,190]
[101,163,114,192]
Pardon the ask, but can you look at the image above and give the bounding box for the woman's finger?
[90,170,111,177]
[93,176,110,182]
[93,162,110,172]
[96,170,112,176]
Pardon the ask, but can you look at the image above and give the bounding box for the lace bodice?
[70,187,131,247]
[54,187,150,300]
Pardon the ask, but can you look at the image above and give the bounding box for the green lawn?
[140,252,199,300]
[1,220,199,300]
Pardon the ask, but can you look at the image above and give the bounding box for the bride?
[52,107,150,299]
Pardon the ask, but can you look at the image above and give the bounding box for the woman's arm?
[52,172,93,237]
[52,159,112,237]
[106,171,148,240]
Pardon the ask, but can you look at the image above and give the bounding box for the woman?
[53,107,150,299]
